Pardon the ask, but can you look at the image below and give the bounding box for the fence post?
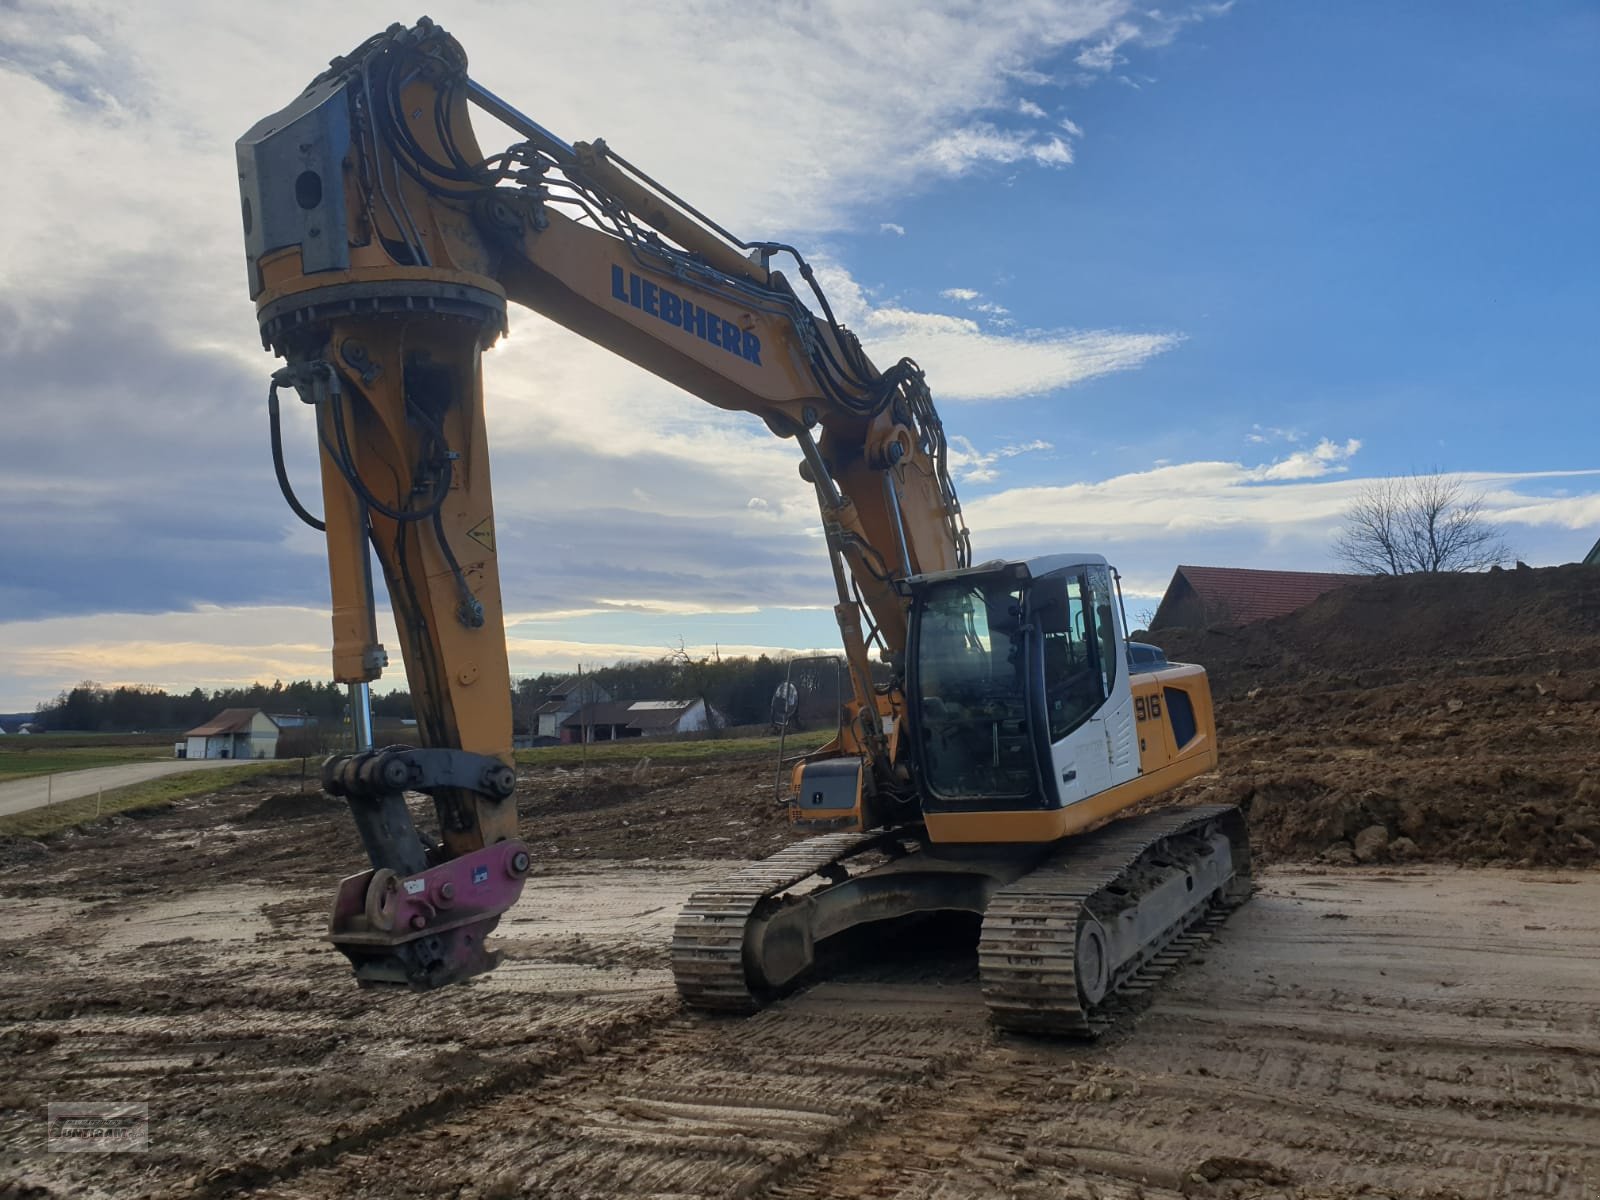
[47,774,53,808]
[97,786,102,818]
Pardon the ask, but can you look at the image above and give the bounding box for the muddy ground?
[3,566,1599,1198]
[3,761,1597,1200]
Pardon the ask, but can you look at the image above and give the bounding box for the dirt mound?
[515,753,798,860]
[1155,563,1600,695]
[1154,565,1600,868]
[239,790,345,824]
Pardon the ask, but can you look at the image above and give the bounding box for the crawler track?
[981,804,1251,1035]
[671,832,888,1011]
[674,806,1251,1036]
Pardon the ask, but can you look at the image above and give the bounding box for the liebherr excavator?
[237,18,1250,1035]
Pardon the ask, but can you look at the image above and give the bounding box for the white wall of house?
[244,711,280,757]
[670,699,709,734]
[186,713,280,759]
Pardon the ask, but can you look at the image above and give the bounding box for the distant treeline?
[32,680,414,734]
[510,652,857,732]
[33,652,857,734]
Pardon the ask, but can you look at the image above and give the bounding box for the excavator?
[237,18,1250,1036]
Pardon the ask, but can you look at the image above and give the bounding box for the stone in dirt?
[1352,824,1390,863]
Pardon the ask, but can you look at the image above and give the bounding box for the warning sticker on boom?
[466,518,496,554]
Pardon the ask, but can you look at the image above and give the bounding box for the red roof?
[1153,565,1363,629]
[184,708,274,737]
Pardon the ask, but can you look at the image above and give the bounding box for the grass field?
[0,762,286,838]
[0,741,171,782]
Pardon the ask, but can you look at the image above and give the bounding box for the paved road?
[0,758,261,819]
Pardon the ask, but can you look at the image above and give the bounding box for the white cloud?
[1060,116,1085,138]
[963,456,1600,565]
[1246,424,1307,445]
[0,0,1183,313]
[1018,98,1048,119]
[941,287,982,301]
[923,124,1076,172]
[1075,22,1140,71]
[879,222,907,236]
[859,306,1180,400]
[1247,437,1362,481]
[947,436,1055,484]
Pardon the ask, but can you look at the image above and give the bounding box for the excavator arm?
[239,19,966,987]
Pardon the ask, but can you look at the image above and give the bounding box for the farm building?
[1150,565,1363,631]
[532,676,612,739]
[559,699,718,744]
[181,709,280,760]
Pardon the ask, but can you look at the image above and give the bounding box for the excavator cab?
[905,555,1134,824]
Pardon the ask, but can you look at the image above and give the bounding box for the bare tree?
[1333,473,1511,574]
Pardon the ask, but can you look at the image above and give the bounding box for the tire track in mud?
[182,997,682,1200]
[763,872,1600,1200]
[0,875,704,1200]
[275,954,996,1200]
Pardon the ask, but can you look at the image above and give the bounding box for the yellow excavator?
[237,18,1249,1035]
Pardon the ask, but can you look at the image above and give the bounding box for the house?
[181,709,281,760]
[559,698,718,744]
[532,676,611,740]
[1149,565,1363,631]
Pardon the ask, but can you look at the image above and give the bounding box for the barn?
[181,709,281,760]
[558,699,718,744]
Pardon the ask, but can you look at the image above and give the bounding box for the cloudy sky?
[1,1,1596,710]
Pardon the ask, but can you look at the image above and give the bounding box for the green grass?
[0,762,285,839]
[515,728,833,768]
[0,744,170,782]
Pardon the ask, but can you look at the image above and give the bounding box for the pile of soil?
[514,753,797,861]
[1155,563,1600,696]
[240,789,345,824]
[1156,565,1600,868]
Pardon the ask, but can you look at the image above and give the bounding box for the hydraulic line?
[267,376,325,531]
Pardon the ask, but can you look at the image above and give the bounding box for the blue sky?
[847,1,1597,482]
[0,1,1596,709]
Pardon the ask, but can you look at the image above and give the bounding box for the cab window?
[1032,573,1105,742]
[1086,564,1119,695]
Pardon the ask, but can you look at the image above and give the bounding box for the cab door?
[1034,571,1114,804]
[1082,564,1138,792]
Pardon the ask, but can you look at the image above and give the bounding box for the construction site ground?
[3,566,1599,1199]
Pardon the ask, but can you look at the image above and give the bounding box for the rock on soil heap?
[1153,564,1600,868]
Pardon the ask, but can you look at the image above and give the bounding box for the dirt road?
[0,758,252,818]
[2,776,1595,1200]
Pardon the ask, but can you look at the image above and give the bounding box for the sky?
[1,0,1597,711]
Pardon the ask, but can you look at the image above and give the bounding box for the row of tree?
[30,651,849,735]
[32,680,415,734]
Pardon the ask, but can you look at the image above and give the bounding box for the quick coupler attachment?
[327,839,531,989]
[321,745,526,988]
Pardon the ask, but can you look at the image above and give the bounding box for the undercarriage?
[672,804,1251,1035]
